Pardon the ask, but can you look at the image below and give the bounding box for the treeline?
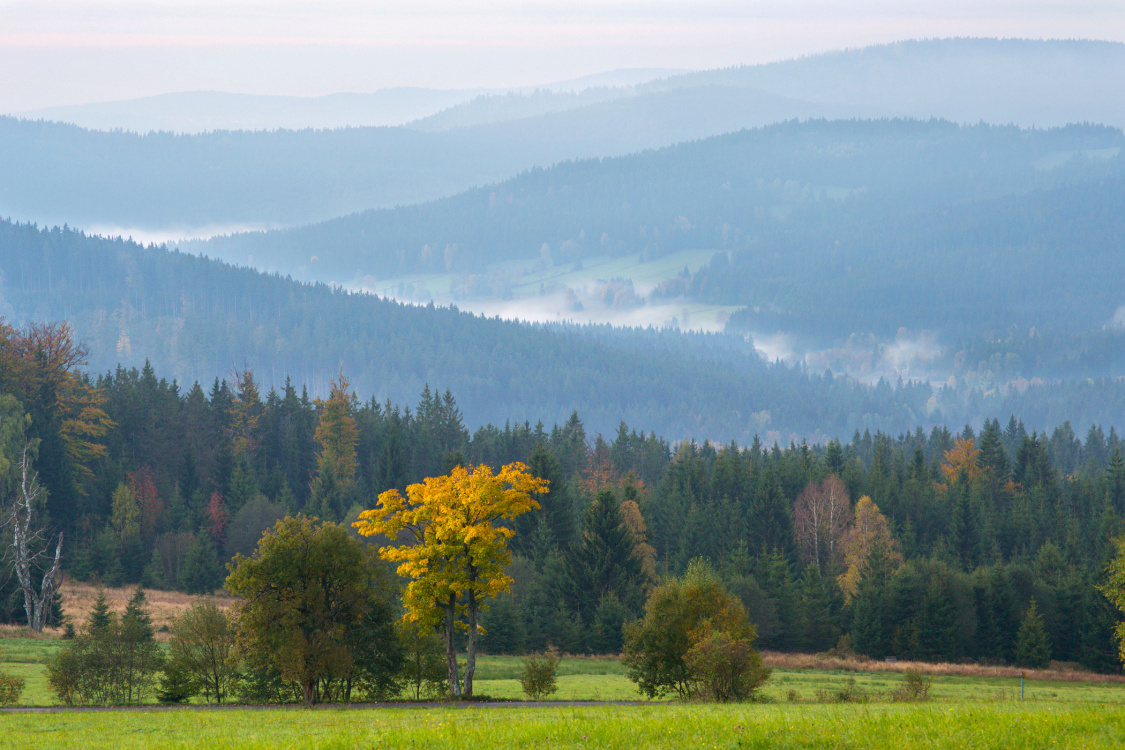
[0,329,1121,672]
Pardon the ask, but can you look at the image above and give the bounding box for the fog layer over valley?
[198,117,1125,390]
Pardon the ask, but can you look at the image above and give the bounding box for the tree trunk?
[444,594,461,698]
[11,446,63,632]
[464,587,477,698]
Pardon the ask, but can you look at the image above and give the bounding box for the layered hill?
[2,39,1121,230]
[199,119,1125,339]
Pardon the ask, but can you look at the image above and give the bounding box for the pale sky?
[2,0,1123,111]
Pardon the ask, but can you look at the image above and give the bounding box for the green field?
[5,635,1125,748]
[3,703,1125,749]
[356,248,745,333]
[5,638,1125,707]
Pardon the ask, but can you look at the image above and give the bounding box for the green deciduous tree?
[225,514,400,705]
[396,619,447,699]
[1099,536,1125,668]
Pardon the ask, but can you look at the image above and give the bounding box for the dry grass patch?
[59,579,234,638]
[0,624,63,639]
[761,650,1125,684]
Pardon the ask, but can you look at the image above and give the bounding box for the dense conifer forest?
[0,320,1121,672]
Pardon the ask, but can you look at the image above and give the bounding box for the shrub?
[624,559,767,700]
[0,673,25,706]
[519,647,560,700]
[168,599,240,704]
[684,630,770,702]
[821,677,868,703]
[890,668,932,702]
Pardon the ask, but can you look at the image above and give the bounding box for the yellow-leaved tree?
[353,463,546,698]
[940,437,982,488]
[837,496,903,602]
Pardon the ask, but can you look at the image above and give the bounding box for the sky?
[2,0,1124,111]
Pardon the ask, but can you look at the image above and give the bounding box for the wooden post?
[1021,671,1025,701]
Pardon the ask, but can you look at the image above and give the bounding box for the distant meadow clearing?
[3,632,1125,748]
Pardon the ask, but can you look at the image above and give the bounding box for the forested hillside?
[3,39,1122,230]
[204,120,1125,338]
[6,219,1125,439]
[0,220,937,443]
[1,327,1121,672]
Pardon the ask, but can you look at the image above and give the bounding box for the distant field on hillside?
[365,248,741,332]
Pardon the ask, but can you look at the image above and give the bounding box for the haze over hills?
[3,37,1125,439]
[12,89,487,135]
[194,118,1125,385]
[1,39,1121,233]
[9,69,684,135]
[4,218,1125,444]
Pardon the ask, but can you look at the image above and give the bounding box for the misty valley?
[1,34,1125,745]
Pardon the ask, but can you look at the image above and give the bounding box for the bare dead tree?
[8,444,63,631]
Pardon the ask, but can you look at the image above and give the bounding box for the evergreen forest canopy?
[0,325,1122,675]
[7,219,1125,443]
[2,39,1122,229]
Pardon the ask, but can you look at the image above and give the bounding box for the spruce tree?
[798,563,837,653]
[179,535,225,594]
[1015,599,1051,669]
[567,488,646,627]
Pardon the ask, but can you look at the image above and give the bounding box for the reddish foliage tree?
[128,465,163,539]
[206,491,230,546]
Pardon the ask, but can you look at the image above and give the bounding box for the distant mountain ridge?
[12,89,487,135]
[9,70,685,136]
[1,38,1121,231]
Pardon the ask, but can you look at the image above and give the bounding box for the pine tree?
[1015,599,1051,669]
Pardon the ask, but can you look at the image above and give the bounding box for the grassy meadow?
[2,702,1124,749]
[4,631,1125,707]
[2,642,1124,750]
[3,581,1125,747]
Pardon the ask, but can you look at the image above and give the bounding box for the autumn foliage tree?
[941,437,983,487]
[837,496,903,601]
[354,462,546,698]
[311,375,359,522]
[0,319,111,529]
[793,475,852,576]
